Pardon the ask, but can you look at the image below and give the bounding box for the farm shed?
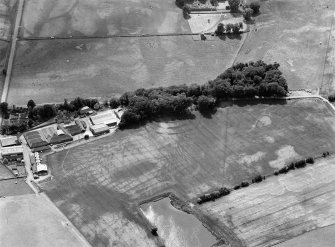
[24,131,49,148]
[65,124,83,136]
[37,163,48,176]
[1,146,23,161]
[50,134,73,145]
[80,106,93,115]
[0,136,18,147]
[90,124,109,136]
[31,145,51,153]
[90,110,118,126]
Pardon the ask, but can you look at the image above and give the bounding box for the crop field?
[200,155,335,247]
[0,165,14,180]
[0,178,32,197]
[42,98,335,246]
[235,0,335,91]
[0,193,90,247]
[19,0,190,38]
[8,36,240,105]
[0,0,18,40]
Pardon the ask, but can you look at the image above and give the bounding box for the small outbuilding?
[37,163,48,176]
[90,124,109,136]
[0,136,19,147]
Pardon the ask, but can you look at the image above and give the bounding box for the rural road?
[0,0,24,103]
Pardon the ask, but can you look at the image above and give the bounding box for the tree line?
[116,60,288,128]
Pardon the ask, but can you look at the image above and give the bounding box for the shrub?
[249,1,260,14]
[228,0,240,12]
[278,166,288,174]
[294,159,306,169]
[197,95,216,114]
[329,94,335,102]
[84,135,89,140]
[151,228,158,236]
[274,170,279,176]
[287,162,295,171]
[252,175,264,183]
[306,157,314,164]
[243,8,254,21]
[241,181,249,187]
[234,185,241,190]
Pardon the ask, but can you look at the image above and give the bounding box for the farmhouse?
[36,163,48,176]
[90,110,118,127]
[1,146,23,161]
[0,136,19,147]
[90,124,109,136]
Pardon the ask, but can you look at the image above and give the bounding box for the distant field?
[0,193,90,247]
[0,165,14,180]
[43,98,335,246]
[19,0,190,38]
[0,0,18,40]
[0,178,32,197]
[9,36,240,105]
[200,155,335,247]
[235,0,335,91]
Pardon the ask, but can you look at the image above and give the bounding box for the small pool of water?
[141,197,218,247]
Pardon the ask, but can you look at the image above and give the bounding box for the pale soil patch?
[200,156,335,247]
[238,151,266,166]
[264,136,275,143]
[269,145,300,169]
[0,193,90,247]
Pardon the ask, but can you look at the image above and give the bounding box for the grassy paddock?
[42,98,335,246]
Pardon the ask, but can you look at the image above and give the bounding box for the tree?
[249,1,260,14]
[226,23,234,33]
[110,97,120,109]
[175,0,185,8]
[216,23,225,35]
[228,0,240,12]
[232,23,240,34]
[197,95,216,114]
[0,102,8,117]
[183,5,191,19]
[243,8,254,21]
[27,99,36,109]
[210,0,218,6]
[119,110,140,129]
[37,104,56,120]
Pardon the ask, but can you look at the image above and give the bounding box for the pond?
[141,197,218,247]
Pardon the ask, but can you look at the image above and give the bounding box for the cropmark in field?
[42,98,335,246]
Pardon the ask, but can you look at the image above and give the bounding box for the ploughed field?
[19,0,190,38]
[9,36,240,105]
[200,155,335,247]
[43,98,335,246]
[235,0,335,91]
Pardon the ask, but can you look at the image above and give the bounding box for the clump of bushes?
[251,174,265,183]
[240,181,250,187]
[197,187,231,204]
[306,157,314,164]
[329,94,335,102]
[323,151,330,157]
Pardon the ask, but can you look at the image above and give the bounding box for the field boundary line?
[0,0,25,104]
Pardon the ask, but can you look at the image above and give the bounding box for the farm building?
[0,136,19,147]
[90,124,109,136]
[37,163,48,176]
[90,110,118,126]
[65,124,83,136]
[31,145,51,153]
[50,133,73,145]
[80,106,93,115]
[24,131,49,149]
[1,146,23,161]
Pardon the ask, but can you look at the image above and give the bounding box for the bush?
[234,185,241,190]
[278,166,288,174]
[294,159,306,169]
[240,181,249,187]
[251,175,264,183]
[274,170,279,176]
[329,94,335,102]
[228,0,240,12]
[84,135,89,140]
[306,157,314,164]
[249,1,261,14]
[243,8,254,21]
[287,162,295,171]
[197,95,216,114]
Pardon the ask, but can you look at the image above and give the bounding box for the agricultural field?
[0,193,90,247]
[235,0,335,91]
[0,0,18,40]
[42,98,335,246]
[19,0,190,38]
[200,155,335,247]
[8,36,240,105]
[0,178,32,197]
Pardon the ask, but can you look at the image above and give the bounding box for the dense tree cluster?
[58,97,99,112]
[247,1,261,14]
[228,0,240,12]
[216,22,243,35]
[118,61,288,128]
